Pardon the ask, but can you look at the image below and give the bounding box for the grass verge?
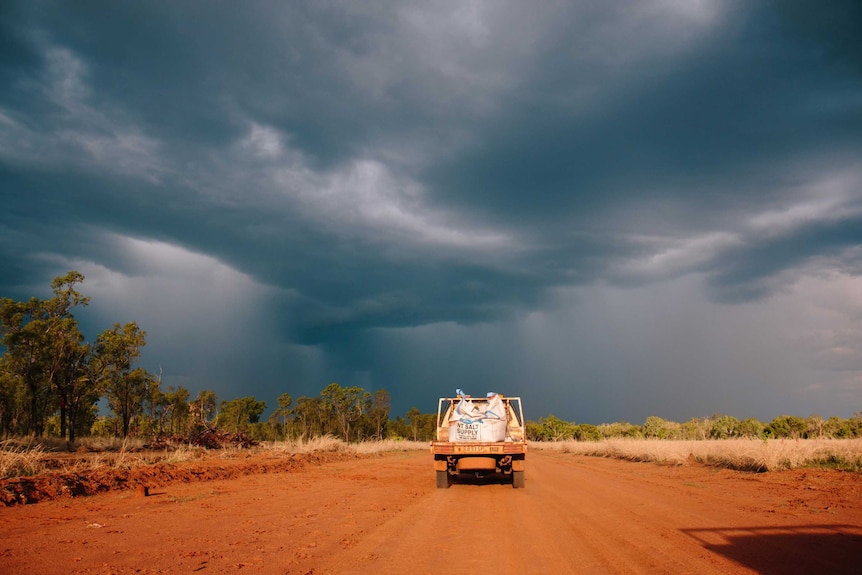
[532,438,862,472]
[0,436,429,479]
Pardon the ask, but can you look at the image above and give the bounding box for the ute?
[430,393,527,488]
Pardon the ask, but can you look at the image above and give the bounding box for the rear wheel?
[436,470,451,489]
[512,470,525,489]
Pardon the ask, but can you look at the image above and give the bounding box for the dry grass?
[0,436,429,479]
[263,435,348,454]
[0,440,47,478]
[76,436,147,452]
[533,438,862,472]
[349,438,428,454]
[162,443,210,463]
[262,436,428,455]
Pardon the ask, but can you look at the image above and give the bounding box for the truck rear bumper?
[430,441,527,455]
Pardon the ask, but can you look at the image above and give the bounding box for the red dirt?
[2,450,861,574]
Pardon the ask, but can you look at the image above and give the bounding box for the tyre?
[512,470,525,489]
[436,470,451,489]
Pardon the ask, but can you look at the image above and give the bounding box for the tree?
[406,407,422,441]
[849,412,862,438]
[0,295,52,435]
[43,273,92,441]
[573,423,601,441]
[96,322,149,437]
[53,334,95,443]
[402,407,436,441]
[367,389,391,440]
[533,415,576,441]
[153,384,191,435]
[0,271,92,437]
[320,383,368,442]
[709,414,740,439]
[141,369,165,435]
[598,421,642,439]
[643,416,675,439]
[0,355,27,435]
[764,414,806,438]
[525,420,541,441]
[269,392,293,438]
[805,414,825,439]
[403,407,435,441]
[680,418,711,440]
[291,396,323,439]
[190,390,218,426]
[217,396,266,433]
[737,417,765,438]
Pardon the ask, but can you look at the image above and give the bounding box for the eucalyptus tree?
[291,396,323,439]
[0,271,92,437]
[0,295,52,435]
[53,336,95,443]
[45,273,98,441]
[709,414,741,439]
[405,407,435,441]
[165,385,191,434]
[96,322,150,437]
[764,414,806,439]
[269,392,293,438]
[217,396,266,433]
[320,382,369,442]
[0,355,27,435]
[143,373,168,435]
[367,389,391,440]
[190,389,218,426]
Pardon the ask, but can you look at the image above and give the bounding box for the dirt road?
[2,449,861,574]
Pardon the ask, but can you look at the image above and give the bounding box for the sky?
[1,1,861,425]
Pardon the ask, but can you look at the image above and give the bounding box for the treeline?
[102,382,437,443]
[0,272,437,443]
[527,413,862,442]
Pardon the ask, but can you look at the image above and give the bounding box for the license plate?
[455,445,504,454]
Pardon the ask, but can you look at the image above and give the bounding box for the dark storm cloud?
[428,4,861,228]
[2,1,862,420]
[706,212,862,302]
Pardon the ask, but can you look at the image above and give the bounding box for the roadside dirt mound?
[0,450,363,506]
